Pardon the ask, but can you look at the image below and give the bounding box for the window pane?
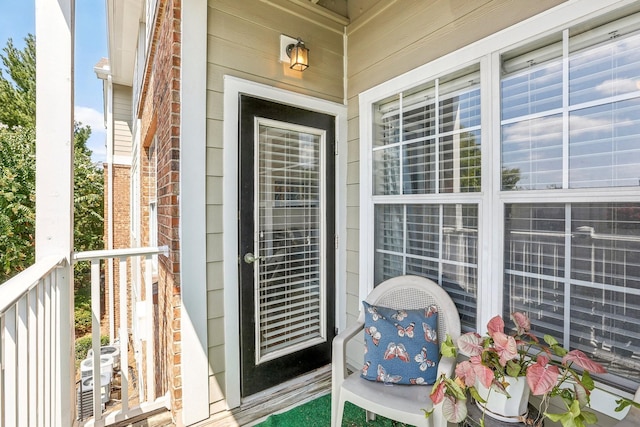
[403,139,436,194]
[569,31,640,105]
[443,204,478,264]
[504,204,567,342]
[570,203,640,384]
[501,60,563,121]
[375,203,478,330]
[569,98,640,188]
[439,130,482,193]
[406,205,439,258]
[374,95,400,147]
[403,99,436,143]
[501,115,563,190]
[504,202,640,389]
[373,65,482,196]
[373,147,400,195]
[439,87,481,133]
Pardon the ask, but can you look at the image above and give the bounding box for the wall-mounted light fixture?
[280,35,309,71]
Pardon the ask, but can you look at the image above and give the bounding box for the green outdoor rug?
[254,393,411,427]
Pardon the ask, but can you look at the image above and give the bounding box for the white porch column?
[35,0,75,425]
[180,0,209,424]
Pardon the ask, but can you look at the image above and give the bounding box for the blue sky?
[0,0,107,163]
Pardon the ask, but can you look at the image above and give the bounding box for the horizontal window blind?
[373,67,481,196]
[374,203,478,330]
[504,203,640,386]
[257,124,324,362]
[501,26,640,191]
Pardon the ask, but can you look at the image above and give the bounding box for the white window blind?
[256,123,324,363]
[374,204,479,330]
[371,66,482,331]
[504,203,640,387]
[501,14,640,390]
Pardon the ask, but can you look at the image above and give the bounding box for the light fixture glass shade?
[289,41,309,71]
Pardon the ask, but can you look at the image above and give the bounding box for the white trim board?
[180,0,209,424]
[223,76,347,408]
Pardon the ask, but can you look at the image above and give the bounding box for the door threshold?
[235,364,332,426]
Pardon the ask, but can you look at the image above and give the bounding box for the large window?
[365,5,640,394]
[500,14,640,390]
[371,66,481,330]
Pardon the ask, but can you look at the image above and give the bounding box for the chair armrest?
[332,320,364,383]
[331,320,364,427]
[436,355,456,379]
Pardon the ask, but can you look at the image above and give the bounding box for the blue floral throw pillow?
[361,301,440,385]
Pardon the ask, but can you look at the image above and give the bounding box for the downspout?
[107,74,115,343]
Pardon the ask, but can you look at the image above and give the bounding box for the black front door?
[238,95,336,397]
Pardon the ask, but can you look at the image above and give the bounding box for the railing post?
[145,254,156,402]
[119,257,129,412]
[35,0,75,424]
[91,259,103,421]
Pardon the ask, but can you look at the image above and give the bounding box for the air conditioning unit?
[76,373,111,420]
[87,345,120,371]
[80,355,114,382]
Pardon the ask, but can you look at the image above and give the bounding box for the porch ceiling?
[105,0,142,86]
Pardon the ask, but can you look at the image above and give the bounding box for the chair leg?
[366,410,376,422]
[335,397,346,427]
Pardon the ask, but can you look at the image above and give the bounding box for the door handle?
[243,252,259,264]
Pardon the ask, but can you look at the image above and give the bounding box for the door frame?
[223,76,347,407]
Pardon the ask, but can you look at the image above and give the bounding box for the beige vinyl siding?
[343,0,567,369]
[112,84,133,162]
[205,0,345,414]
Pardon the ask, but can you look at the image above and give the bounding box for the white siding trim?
[179,0,209,424]
[111,154,132,166]
[223,76,347,407]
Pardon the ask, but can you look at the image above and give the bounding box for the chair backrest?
[361,275,462,345]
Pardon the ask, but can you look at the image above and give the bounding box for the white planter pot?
[475,375,530,422]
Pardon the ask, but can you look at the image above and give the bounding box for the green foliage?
[73,121,104,255]
[74,284,92,336]
[0,34,35,129]
[75,334,109,362]
[0,127,36,281]
[0,34,104,282]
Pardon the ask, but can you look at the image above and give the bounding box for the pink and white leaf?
[511,312,531,334]
[492,332,518,366]
[441,395,468,423]
[487,315,505,336]
[526,361,560,395]
[455,360,477,387]
[470,356,495,388]
[562,350,606,374]
[457,332,483,357]
[574,382,590,406]
[430,380,446,405]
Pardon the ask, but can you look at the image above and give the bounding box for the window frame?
[359,0,640,407]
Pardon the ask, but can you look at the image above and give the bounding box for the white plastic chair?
[331,275,462,427]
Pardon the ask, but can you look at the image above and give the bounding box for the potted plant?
[426,312,621,426]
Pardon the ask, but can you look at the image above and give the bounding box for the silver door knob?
[244,253,259,264]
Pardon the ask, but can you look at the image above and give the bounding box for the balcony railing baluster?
[0,246,168,427]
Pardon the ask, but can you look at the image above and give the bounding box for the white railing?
[0,246,170,427]
[73,246,169,426]
[0,254,72,427]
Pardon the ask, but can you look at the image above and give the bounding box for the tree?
[0,34,104,282]
[0,126,36,280]
[0,34,35,129]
